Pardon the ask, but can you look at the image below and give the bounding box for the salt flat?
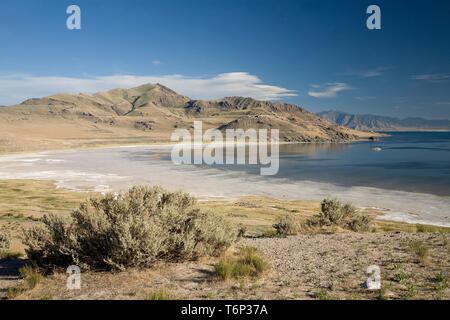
[0,145,449,227]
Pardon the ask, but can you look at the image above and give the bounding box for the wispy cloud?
[152,60,161,66]
[308,83,352,98]
[359,67,389,78]
[436,101,450,106]
[0,72,297,105]
[355,96,376,101]
[344,67,389,78]
[411,73,450,82]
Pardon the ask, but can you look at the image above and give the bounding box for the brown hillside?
[0,84,380,153]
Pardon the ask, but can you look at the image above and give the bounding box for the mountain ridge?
[0,84,380,153]
[318,110,450,131]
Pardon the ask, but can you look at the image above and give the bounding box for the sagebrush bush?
[0,231,11,250]
[347,214,372,232]
[306,198,372,232]
[24,186,237,270]
[272,213,301,237]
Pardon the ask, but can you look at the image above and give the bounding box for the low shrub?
[215,247,269,280]
[313,289,336,300]
[6,265,43,300]
[24,186,238,271]
[306,198,372,232]
[347,214,372,232]
[433,272,449,298]
[0,231,11,250]
[19,266,43,289]
[6,286,25,300]
[0,232,21,260]
[408,240,429,263]
[392,270,411,283]
[272,213,301,237]
[401,282,418,300]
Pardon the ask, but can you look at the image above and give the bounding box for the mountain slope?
[318,110,450,131]
[0,84,380,153]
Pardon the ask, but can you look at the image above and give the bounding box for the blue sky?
[0,0,449,119]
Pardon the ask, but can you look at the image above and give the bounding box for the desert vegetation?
[23,186,238,271]
[214,247,269,280]
[0,231,10,250]
[272,213,302,237]
[6,266,43,299]
[0,180,449,300]
[0,231,21,260]
[306,198,372,232]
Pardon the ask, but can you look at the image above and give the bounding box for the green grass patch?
[19,265,43,289]
[401,282,418,300]
[5,266,43,300]
[433,272,449,299]
[313,289,337,300]
[144,288,173,300]
[6,286,26,299]
[392,270,412,283]
[215,247,269,280]
[408,240,429,263]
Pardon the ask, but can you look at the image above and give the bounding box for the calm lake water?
[193,132,450,197]
[0,132,449,226]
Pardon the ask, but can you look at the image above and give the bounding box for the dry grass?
[6,265,43,300]
[144,288,173,300]
[0,250,22,260]
[214,247,269,280]
[408,240,430,264]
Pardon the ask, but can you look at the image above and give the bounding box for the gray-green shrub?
[306,198,372,232]
[24,186,237,271]
[0,231,11,250]
[272,213,301,237]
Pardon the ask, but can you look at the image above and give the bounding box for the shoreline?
[0,144,449,227]
[0,137,380,157]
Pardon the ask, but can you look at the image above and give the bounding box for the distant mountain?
[317,110,450,131]
[0,84,381,153]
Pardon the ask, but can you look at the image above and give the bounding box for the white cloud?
[343,67,389,78]
[360,67,388,78]
[411,73,450,82]
[436,101,450,106]
[0,72,297,105]
[308,83,352,98]
[152,60,161,66]
[355,96,376,101]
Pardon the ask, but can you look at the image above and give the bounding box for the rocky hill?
[318,110,450,131]
[0,84,379,153]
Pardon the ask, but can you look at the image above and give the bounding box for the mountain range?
[0,84,379,153]
[318,110,450,131]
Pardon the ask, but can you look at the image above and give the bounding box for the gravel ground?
[242,232,450,299]
[4,232,449,300]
